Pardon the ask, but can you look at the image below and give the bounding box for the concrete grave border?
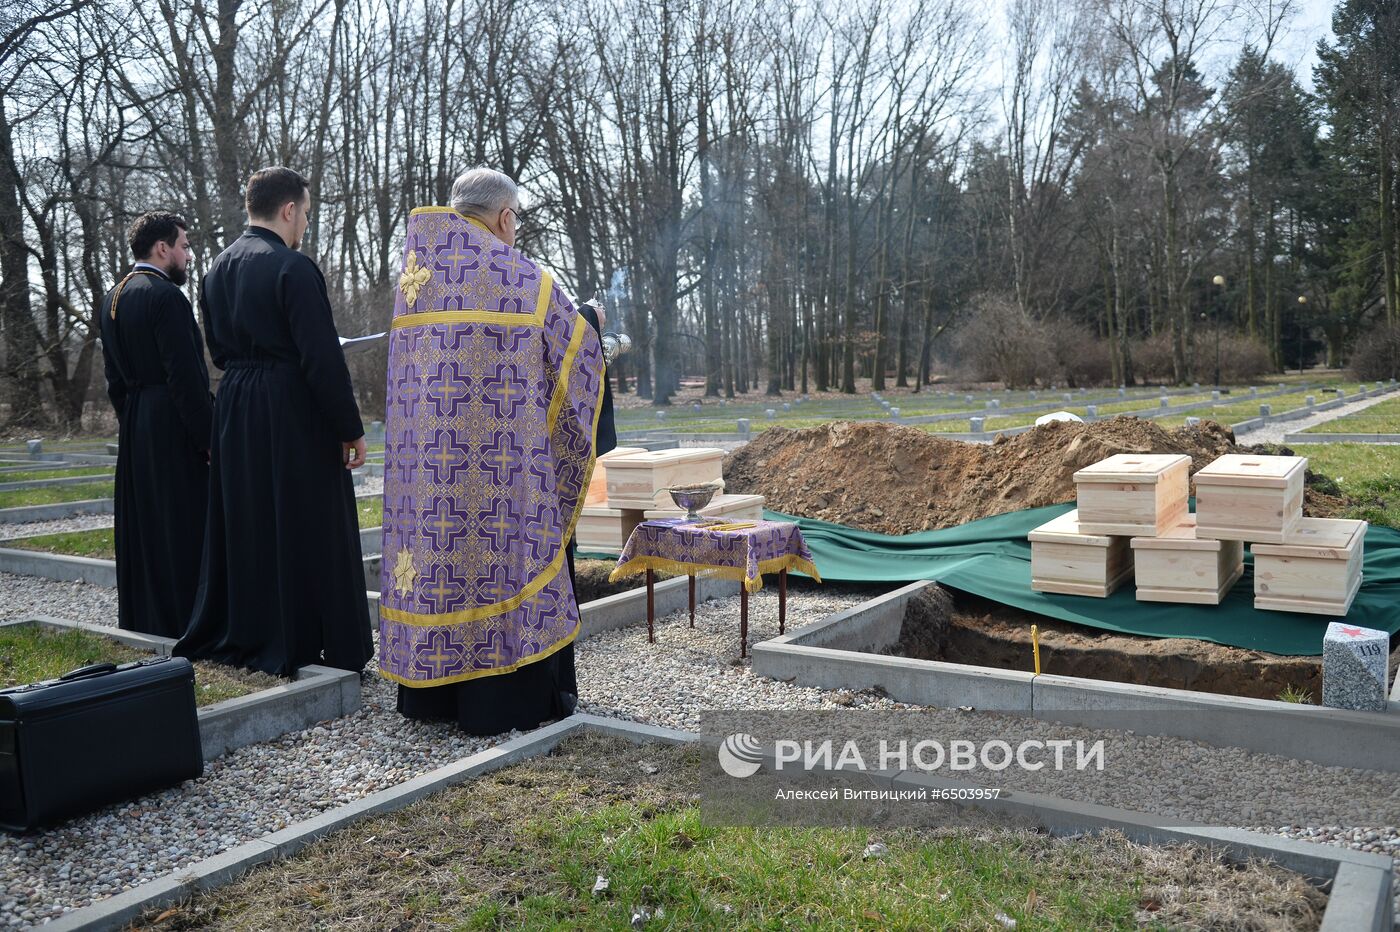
[1284,433,1400,444]
[0,473,115,492]
[0,616,360,760]
[750,581,1400,774]
[0,498,113,524]
[39,712,1393,932]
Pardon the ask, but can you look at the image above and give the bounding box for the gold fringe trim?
[609,555,822,593]
[381,620,579,688]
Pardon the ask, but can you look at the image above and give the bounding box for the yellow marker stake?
[1031,624,1041,675]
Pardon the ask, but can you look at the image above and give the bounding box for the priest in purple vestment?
[378,168,605,735]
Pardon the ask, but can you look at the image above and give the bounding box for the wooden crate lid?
[598,446,647,462]
[1072,453,1191,484]
[1130,514,1222,551]
[603,447,725,467]
[1028,509,1114,547]
[1193,453,1306,488]
[1252,517,1366,558]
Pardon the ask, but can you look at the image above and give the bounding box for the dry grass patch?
[134,734,1326,930]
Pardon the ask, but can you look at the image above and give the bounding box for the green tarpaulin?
[761,504,1400,656]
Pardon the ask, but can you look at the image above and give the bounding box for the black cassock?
[98,267,213,638]
[395,300,616,734]
[176,227,373,677]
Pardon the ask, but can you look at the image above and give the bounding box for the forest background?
[2,0,1397,427]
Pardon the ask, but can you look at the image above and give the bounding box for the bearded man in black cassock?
[176,167,373,677]
[99,211,213,638]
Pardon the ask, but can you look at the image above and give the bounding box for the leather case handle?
[59,662,118,681]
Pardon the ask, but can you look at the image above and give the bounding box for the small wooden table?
[611,518,819,658]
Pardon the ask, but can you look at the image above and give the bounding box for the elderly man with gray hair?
[376,167,616,736]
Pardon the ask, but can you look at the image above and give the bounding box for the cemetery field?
[1154,386,1366,428]
[1302,394,1400,433]
[0,624,279,705]
[1288,443,1400,529]
[144,733,1323,931]
[0,482,113,509]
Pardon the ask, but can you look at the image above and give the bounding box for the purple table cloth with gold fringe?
[610,518,821,592]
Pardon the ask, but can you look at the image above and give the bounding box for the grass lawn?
[140,733,1323,931]
[0,482,113,509]
[0,624,280,706]
[358,496,382,528]
[1288,443,1400,529]
[0,467,114,484]
[5,527,115,559]
[1303,394,1400,433]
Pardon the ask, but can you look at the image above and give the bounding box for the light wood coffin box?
[1253,517,1366,616]
[1029,509,1133,598]
[1130,514,1244,605]
[603,448,725,510]
[585,446,647,505]
[644,493,765,522]
[1193,453,1305,544]
[1072,453,1190,536]
[575,505,645,553]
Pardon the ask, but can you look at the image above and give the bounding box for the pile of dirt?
[724,417,1348,534]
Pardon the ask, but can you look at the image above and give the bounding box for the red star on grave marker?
[1341,626,1364,638]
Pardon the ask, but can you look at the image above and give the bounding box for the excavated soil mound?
[724,418,1346,534]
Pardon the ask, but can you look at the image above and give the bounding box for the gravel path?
[0,516,115,542]
[0,573,1395,925]
[1235,390,1399,444]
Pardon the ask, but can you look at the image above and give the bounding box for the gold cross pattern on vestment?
[399,252,432,306]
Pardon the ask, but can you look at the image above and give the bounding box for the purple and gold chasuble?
[378,208,604,688]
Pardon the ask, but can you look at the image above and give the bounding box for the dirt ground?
[724,417,1349,535]
[888,587,1332,701]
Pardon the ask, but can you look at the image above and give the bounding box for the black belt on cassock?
[224,358,297,371]
[123,382,167,392]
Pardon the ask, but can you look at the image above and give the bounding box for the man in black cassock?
[99,212,213,638]
[176,167,373,677]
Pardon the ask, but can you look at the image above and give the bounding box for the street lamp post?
[1211,275,1225,387]
[1297,295,1308,374]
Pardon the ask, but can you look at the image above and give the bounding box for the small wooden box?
[604,448,725,509]
[585,446,647,505]
[575,505,645,553]
[1029,509,1133,598]
[644,493,765,522]
[1072,453,1190,536]
[1253,517,1366,616]
[1194,454,1306,544]
[1131,514,1244,604]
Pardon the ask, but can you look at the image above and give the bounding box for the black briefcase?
[0,655,204,832]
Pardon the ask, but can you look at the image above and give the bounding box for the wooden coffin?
[1193,453,1305,544]
[1253,517,1366,616]
[603,448,725,510]
[1130,514,1244,605]
[585,446,647,505]
[1072,453,1190,537]
[644,493,766,522]
[575,505,646,553]
[1029,509,1133,598]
